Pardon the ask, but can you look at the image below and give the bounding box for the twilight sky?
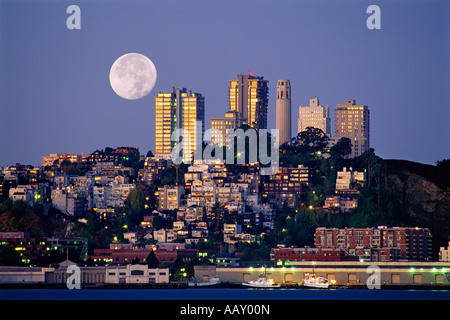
[1,0,448,166]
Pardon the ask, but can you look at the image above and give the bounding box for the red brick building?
[270,246,358,266]
[314,226,432,261]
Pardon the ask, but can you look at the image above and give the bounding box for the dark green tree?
[124,186,146,227]
[330,137,352,157]
[295,126,329,155]
[146,250,159,268]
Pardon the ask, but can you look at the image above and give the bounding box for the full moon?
[109,53,157,100]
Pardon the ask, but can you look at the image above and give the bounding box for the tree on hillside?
[295,127,329,155]
[124,186,146,227]
[146,250,159,268]
[330,137,352,158]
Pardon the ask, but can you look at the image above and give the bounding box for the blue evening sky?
[0,0,448,166]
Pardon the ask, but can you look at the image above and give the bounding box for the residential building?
[261,164,310,208]
[182,205,204,222]
[298,97,331,137]
[271,246,359,266]
[323,195,358,213]
[187,182,216,209]
[210,111,241,146]
[138,157,170,183]
[89,247,198,265]
[228,73,269,130]
[276,80,291,145]
[9,185,36,206]
[440,242,450,262]
[180,90,205,162]
[335,167,366,192]
[51,187,87,216]
[155,91,177,156]
[155,87,205,162]
[157,185,185,211]
[42,153,87,167]
[334,99,370,158]
[314,226,433,261]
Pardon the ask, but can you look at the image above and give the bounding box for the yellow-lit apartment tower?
[228,73,269,130]
[334,99,370,158]
[155,87,204,161]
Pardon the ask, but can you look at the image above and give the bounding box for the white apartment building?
[92,182,135,209]
[298,97,331,135]
[9,185,36,206]
[153,229,176,243]
[187,183,216,208]
[51,187,87,216]
[335,167,367,191]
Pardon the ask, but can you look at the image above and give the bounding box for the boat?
[242,275,280,288]
[188,276,221,287]
[302,273,329,289]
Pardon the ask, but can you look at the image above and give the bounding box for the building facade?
[276,80,291,145]
[180,90,205,162]
[315,226,433,261]
[323,195,358,213]
[105,265,169,284]
[157,185,185,211]
[440,242,450,261]
[155,87,205,161]
[228,73,269,130]
[334,99,370,158]
[298,97,331,136]
[155,91,177,156]
[193,262,450,286]
[335,167,366,192]
[271,246,359,266]
[261,164,310,208]
[210,111,241,146]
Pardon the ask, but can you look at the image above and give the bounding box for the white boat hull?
[303,283,329,289]
[242,275,281,288]
[303,274,330,289]
[242,282,281,288]
[189,277,221,287]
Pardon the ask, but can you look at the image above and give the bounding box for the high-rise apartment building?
[155,91,177,157]
[228,73,269,130]
[334,99,370,158]
[276,80,291,145]
[210,111,241,146]
[180,90,205,162]
[298,97,331,136]
[155,87,204,162]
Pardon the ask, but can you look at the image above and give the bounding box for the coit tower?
[276,80,291,145]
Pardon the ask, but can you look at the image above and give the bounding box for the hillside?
[385,159,450,257]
